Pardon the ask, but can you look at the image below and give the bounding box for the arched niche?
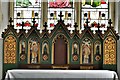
[19,40,26,61]
[80,37,93,64]
[52,34,69,65]
[42,41,49,61]
[28,38,40,64]
[72,41,79,61]
[94,41,101,62]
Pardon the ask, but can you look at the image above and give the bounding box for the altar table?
[5,69,118,80]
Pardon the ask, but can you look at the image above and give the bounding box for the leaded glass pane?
[81,0,108,29]
[48,0,73,8]
[48,0,74,28]
[14,0,41,30]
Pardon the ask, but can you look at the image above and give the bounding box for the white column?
[75,1,81,30]
[9,0,14,18]
[0,1,9,38]
[117,40,120,78]
[118,2,120,34]
[41,1,48,30]
[114,2,118,33]
[109,2,115,27]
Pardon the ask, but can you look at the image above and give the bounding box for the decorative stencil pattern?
[104,36,116,64]
[4,35,16,64]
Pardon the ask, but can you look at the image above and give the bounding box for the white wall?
[0,1,8,79]
[0,1,8,38]
[0,38,3,80]
[119,2,120,34]
[117,1,120,78]
[117,40,120,78]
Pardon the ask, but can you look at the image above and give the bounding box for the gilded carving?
[4,35,16,64]
[81,38,93,64]
[104,36,116,64]
[28,38,40,64]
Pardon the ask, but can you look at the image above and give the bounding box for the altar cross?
[21,22,24,29]
[97,23,100,31]
[58,11,64,21]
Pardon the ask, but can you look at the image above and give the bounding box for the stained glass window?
[48,0,74,29]
[14,0,41,31]
[81,0,108,29]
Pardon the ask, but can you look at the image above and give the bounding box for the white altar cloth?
[5,69,118,80]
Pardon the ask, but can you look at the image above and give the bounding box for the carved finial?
[21,22,24,29]
[108,19,112,27]
[9,17,13,26]
[74,22,78,31]
[85,18,89,28]
[43,22,48,32]
[97,23,100,31]
[32,18,36,27]
[58,11,64,21]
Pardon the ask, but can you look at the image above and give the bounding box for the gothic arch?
[52,34,69,64]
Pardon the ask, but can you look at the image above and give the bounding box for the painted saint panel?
[94,41,101,61]
[81,38,92,64]
[104,36,116,64]
[42,41,49,61]
[19,40,26,61]
[28,38,40,64]
[72,42,79,61]
[4,35,17,64]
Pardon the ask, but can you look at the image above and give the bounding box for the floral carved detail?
[104,36,116,64]
[4,35,16,64]
[95,55,101,61]
[42,54,48,61]
[72,54,78,61]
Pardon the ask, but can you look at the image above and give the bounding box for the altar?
[5,70,118,80]
[2,15,119,79]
